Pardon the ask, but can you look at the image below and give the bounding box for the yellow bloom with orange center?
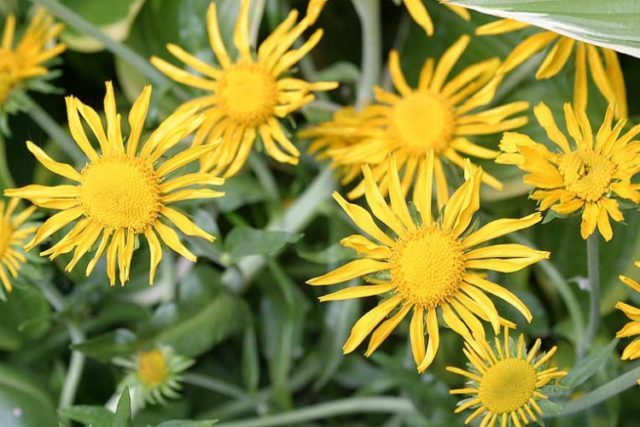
[400,0,470,36]
[327,36,529,208]
[616,262,640,370]
[477,19,627,119]
[497,102,640,241]
[151,0,338,178]
[5,82,224,286]
[307,151,548,373]
[0,9,66,104]
[447,328,566,427]
[0,199,36,294]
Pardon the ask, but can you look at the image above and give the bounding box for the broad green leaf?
[137,266,248,357]
[0,364,56,427]
[59,405,115,427]
[223,227,301,263]
[156,420,217,427]
[60,0,146,52]
[449,0,640,58]
[564,339,619,389]
[113,387,132,427]
[215,175,266,212]
[71,329,137,362]
[297,243,355,264]
[0,284,51,351]
[241,324,260,393]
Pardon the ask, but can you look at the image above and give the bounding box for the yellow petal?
[318,283,395,302]
[307,258,389,286]
[343,295,402,354]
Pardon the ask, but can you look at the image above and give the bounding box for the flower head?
[497,102,640,241]
[0,199,36,296]
[114,345,193,411]
[5,82,224,286]
[616,263,640,366]
[400,0,470,36]
[151,0,338,177]
[326,36,529,208]
[447,328,566,426]
[307,152,548,372]
[0,9,66,105]
[477,19,627,119]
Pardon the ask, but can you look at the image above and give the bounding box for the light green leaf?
[113,387,132,427]
[224,227,302,263]
[448,0,640,58]
[564,339,619,389]
[0,284,51,351]
[0,364,57,427]
[59,405,115,427]
[60,0,145,52]
[70,329,137,362]
[156,420,217,427]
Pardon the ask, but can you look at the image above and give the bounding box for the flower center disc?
[560,150,614,202]
[217,62,278,127]
[390,226,464,308]
[137,350,168,387]
[390,92,454,155]
[479,358,537,414]
[79,156,160,232]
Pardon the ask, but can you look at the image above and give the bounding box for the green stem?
[222,167,335,293]
[182,373,247,400]
[508,232,585,344]
[0,135,15,190]
[248,153,279,201]
[249,0,267,45]
[351,0,381,109]
[579,232,601,359]
[32,281,86,409]
[215,397,415,427]
[30,0,186,100]
[24,95,83,164]
[550,363,640,417]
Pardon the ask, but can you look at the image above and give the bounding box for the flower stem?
[214,396,415,427]
[550,362,640,417]
[0,134,15,190]
[579,232,601,359]
[24,95,83,164]
[30,0,187,100]
[351,0,382,109]
[182,373,247,400]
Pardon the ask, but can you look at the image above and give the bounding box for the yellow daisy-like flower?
[0,199,36,294]
[307,151,548,372]
[0,9,66,104]
[477,19,627,119]
[497,102,640,241]
[5,82,224,286]
[616,263,640,367]
[327,36,529,208]
[400,0,470,36]
[447,328,566,427]
[151,0,338,178]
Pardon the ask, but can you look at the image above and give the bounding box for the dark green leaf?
[224,227,301,263]
[0,284,51,351]
[113,387,132,427]
[0,364,57,427]
[564,339,619,389]
[241,324,260,393]
[156,420,217,427]
[71,329,137,362]
[59,405,115,427]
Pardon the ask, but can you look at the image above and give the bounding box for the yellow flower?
[477,19,627,119]
[616,263,640,366]
[497,102,640,241]
[0,199,36,294]
[151,0,338,177]
[327,36,529,208]
[0,9,66,104]
[447,328,566,427]
[5,82,224,286]
[307,152,548,372]
[400,0,470,36]
[115,345,193,410]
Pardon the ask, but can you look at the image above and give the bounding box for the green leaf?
[0,284,51,351]
[241,324,260,393]
[137,266,248,357]
[216,175,267,212]
[297,243,355,264]
[0,364,57,427]
[224,227,302,263]
[71,329,137,362]
[59,0,145,52]
[564,339,619,389]
[156,421,217,427]
[59,405,115,427]
[450,0,640,58]
[114,387,132,427]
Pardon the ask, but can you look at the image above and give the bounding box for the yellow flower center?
[136,349,168,387]
[559,150,614,202]
[216,62,278,127]
[0,218,12,259]
[79,155,161,232]
[390,91,454,155]
[479,358,537,414]
[390,226,464,308]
